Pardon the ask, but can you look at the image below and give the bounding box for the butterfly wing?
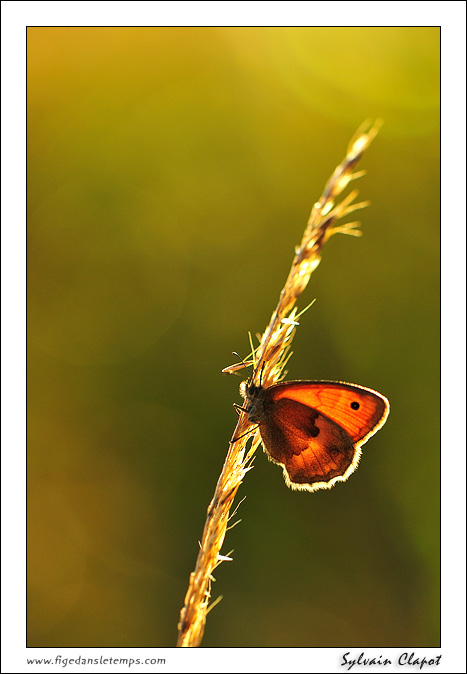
[256,381,389,492]
[266,380,389,444]
[258,396,357,491]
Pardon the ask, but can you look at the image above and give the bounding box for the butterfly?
[242,379,389,492]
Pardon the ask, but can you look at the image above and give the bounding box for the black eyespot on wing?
[350,401,360,410]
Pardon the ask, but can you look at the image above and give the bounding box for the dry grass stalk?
[176,120,382,647]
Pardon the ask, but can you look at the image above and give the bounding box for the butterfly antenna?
[258,361,266,387]
[232,352,252,374]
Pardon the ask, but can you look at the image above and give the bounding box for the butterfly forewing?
[266,380,389,443]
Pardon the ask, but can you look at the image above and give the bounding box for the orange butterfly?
[242,380,389,492]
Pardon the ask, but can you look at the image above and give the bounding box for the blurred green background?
[27,27,439,647]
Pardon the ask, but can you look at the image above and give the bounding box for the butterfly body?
[243,380,389,492]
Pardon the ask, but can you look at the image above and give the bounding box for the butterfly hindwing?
[258,396,357,489]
